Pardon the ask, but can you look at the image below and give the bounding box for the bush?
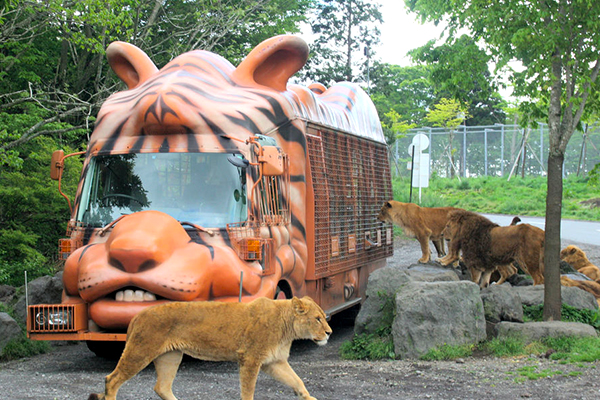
[420,343,474,361]
[523,304,600,330]
[1,336,50,361]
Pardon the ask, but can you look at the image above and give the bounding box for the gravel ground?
[0,237,599,400]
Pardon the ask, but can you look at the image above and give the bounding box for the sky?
[377,0,445,66]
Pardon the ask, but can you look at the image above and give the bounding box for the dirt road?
[1,237,599,400]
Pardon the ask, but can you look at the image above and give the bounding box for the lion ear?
[292,297,308,315]
[569,246,577,255]
[385,201,392,208]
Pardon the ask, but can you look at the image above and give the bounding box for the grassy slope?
[392,175,600,221]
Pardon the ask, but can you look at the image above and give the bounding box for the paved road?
[483,214,600,245]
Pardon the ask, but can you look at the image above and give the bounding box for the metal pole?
[463,124,467,177]
[25,271,28,310]
[409,146,415,203]
[501,124,505,176]
[484,129,488,176]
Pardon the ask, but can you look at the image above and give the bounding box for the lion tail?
[88,394,104,400]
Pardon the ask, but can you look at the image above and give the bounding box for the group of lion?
[377,201,600,302]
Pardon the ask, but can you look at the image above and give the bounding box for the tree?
[424,98,469,178]
[369,62,435,127]
[409,35,506,126]
[0,0,311,164]
[303,0,382,85]
[406,0,600,320]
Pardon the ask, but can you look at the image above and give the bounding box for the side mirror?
[50,150,64,180]
[259,146,284,176]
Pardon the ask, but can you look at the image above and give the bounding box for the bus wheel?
[86,340,125,360]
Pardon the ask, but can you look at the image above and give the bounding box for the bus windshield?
[77,152,247,228]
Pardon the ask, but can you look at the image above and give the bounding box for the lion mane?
[438,209,545,287]
[88,296,331,400]
[560,245,600,281]
[377,200,461,263]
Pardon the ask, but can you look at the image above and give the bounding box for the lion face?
[560,245,590,269]
[442,220,458,242]
[291,297,332,345]
[377,201,394,223]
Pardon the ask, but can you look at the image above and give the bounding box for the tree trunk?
[543,151,563,321]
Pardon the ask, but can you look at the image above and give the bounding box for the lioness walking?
[88,296,332,400]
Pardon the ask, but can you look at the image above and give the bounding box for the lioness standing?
[377,200,461,263]
[88,296,332,400]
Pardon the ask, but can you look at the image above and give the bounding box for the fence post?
[500,124,505,176]
[463,124,467,177]
[484,128,489,176]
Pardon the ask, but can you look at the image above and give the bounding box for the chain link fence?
[390,123,600,179]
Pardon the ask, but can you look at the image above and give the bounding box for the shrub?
[1,336,50,361]
[420,343,474,361]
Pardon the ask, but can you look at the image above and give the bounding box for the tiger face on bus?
[56,35,392,332]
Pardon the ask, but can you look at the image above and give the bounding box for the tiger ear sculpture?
[106,42,158,89]
[232,35,309,92]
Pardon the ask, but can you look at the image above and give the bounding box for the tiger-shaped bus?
[27,35,393,356]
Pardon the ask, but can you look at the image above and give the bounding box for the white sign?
[408,133,430,188]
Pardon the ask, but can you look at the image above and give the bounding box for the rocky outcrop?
[13,272,63,324]
[357,262,600,359]
[392,280,486,359]
[0,312,21,353]
[495,321,597,343]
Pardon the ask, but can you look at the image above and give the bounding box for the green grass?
[510,366,565,383]
[420,343,474,361]
[0,336,50,361]
[392,175,600,221]
[523,304,600,330]
[341,302,600,362]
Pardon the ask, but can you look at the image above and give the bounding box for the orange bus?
[27,35,393,356]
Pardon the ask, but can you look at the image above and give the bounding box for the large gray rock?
[13,272,64,323]
[481,284,524,323]
[355,267,413,336]
[355,264,460,336]
[0,312,22,354]
[405,264,460,282]
[392,281,487,359]
[513,285,598,311]
[495,321,598,343]
[0,284,16,304]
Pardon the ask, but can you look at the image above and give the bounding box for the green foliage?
[340,291,396,360]
[0,136,82,284]
[523,304,600,330]
[339,332,395,360]
[420,343,474,361]
[589,163,600,187]
[482,336,527,357]
[0,336,51,361]
[510,366,564,383]
[543,336,600,363]
[391,175,600,221]
[409,35,506,126]
[369,63,435,142]
[304,0,382,84]
[425,98,470,131]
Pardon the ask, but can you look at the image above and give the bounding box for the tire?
[86,340,125,360]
